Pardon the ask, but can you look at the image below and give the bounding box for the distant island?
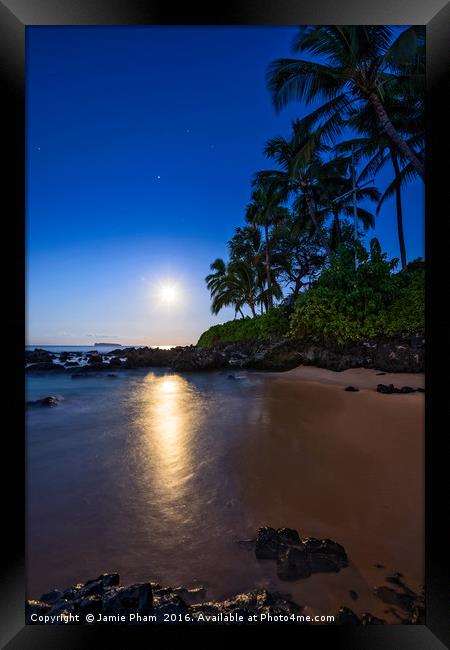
[94,342,121,347]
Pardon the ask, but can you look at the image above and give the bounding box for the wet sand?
[239,366,424,621]
[27,366,424,623]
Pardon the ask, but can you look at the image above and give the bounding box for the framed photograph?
[1,0,448,646]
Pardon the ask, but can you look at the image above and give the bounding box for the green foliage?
[289,240,424,342]
[197,306,290,348]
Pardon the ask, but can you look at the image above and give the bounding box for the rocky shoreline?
[26,332,424,375]
[26,527,424,626]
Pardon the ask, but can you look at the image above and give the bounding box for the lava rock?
[344,386,359,392]
[26,362,63,372]
[27,396,61,408]
[25,348,53,363]
[78,573,120,598]
[88,353,103,365]
[103,583,153,615]
[377,384,422,394]
[277,528,301,546]
[255,527,280,559]
[277,545,311,580]
[172,347,227,372]
[40,589,64,605]
[254,527,348,581]
[26,599,51,618]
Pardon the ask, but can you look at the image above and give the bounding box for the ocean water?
[26,367,423,620]
[26,368,266,600]
[26,345,174,354]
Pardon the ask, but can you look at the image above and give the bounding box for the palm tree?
[311,155,379,251]
[228,226,268,309]
[205,258,260,318]
[336,97,424,269]
[245,184,290,310]
[255,126,334,257]
[267,26,425,180]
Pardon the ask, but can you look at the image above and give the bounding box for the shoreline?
[265,365,424,391]
[237,367,424,622]
[26,332,425,375]
[26,351,424,624]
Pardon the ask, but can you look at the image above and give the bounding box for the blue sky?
[26,26,424,346]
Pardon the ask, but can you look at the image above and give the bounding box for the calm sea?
[26,366,422,621]
[26,345,174,354]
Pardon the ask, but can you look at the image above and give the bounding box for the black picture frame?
[1,0,449,646]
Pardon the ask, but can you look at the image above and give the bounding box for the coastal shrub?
[197,306,290,348]
[290,241,424,342]
[198,243,424,347]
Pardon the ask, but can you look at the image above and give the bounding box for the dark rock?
[349,590,358,600]
[120,346,178,369]
[173,587,206,605]
[255,527,280,559]
[304,537,348,574]
[40,589,64,605]
[26,599,51,618]
[60,583,85,601]
[248,340,303,372]
[64,361,80,367]
[377,383,396,394]
[77,595,103,616]
[334,607,384,626]
[277,527,301,546]
[334,607,361,624]
[26,362,64,372]
[277,545,311,580]
[344,386,359,392]
[88,353,103,365]
[78,573,120,598]
[103,583,153,615]
[190,589,302,622]
[374,585,415,611]
[254,527,347,581]
[361,613,385,625]
[26,348,53,363]
[377,384,423,394]
[152,593,189,620]
[27,396,61,408]
[172,347,227,372]
[386,572,404,585]
[109,356,123,367]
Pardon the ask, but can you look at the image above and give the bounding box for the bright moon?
[159,284,178,304]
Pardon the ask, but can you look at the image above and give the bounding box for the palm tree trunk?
[264,223,274,310]
[390,150,407,270]
[368,92,425,181]
[304,189,332,257]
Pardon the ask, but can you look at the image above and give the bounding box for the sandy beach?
[238,366,424,621]
[26,364,424,623]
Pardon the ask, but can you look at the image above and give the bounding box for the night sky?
[26,26,424,346]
